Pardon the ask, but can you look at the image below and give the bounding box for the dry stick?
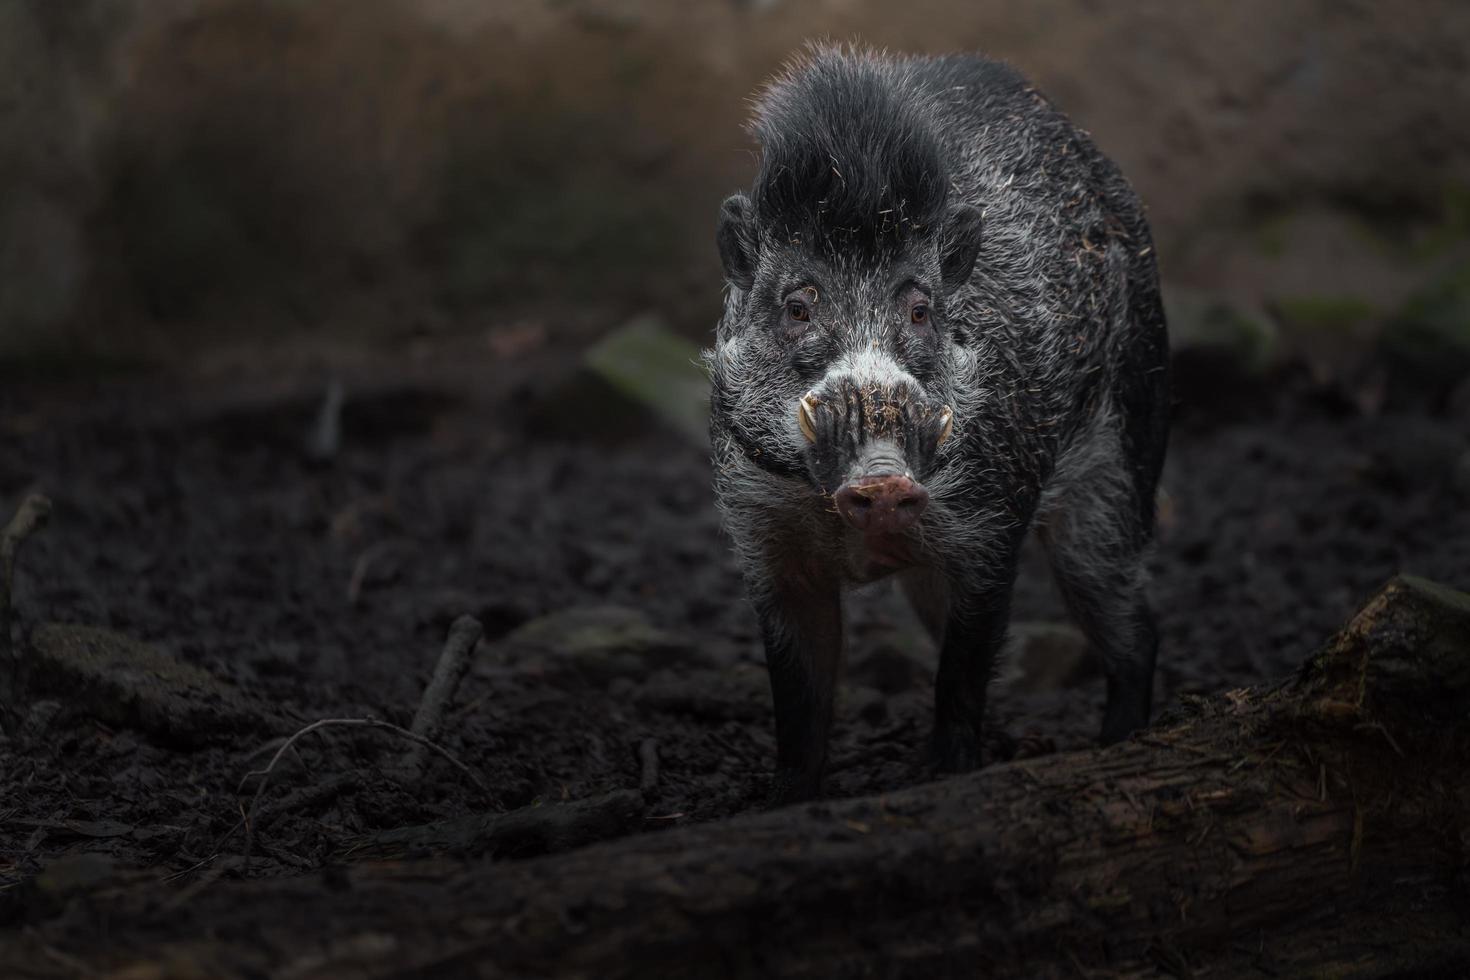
[346,541,393,606]
[405,615,484,776]
[304,376,345,462]
[165,848,229,885]
[0,493,51,732]
[239,716,490,870]
[638,738,660,798]
[345,538,411,606]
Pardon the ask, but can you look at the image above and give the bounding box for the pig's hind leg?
[1035,410,1160,744]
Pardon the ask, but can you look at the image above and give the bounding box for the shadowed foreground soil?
[0,338,1466,973]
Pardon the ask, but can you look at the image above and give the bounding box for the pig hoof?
[934,733,983,773]
[766,768,822,807]
[1099,709,1149,745]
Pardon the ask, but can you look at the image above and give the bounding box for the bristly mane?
[748,46,949,261]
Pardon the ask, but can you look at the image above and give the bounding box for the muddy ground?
[0,337,1467,972]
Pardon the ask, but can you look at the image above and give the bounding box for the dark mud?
[0,345,1466,931]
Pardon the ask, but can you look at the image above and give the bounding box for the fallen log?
[6,575,1469,978]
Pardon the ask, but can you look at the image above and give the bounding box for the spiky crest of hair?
[748,45,950,260]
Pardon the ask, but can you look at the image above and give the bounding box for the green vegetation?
[583,315,709,445]
[1271,295,1379,333]
[1165,287,1279,371]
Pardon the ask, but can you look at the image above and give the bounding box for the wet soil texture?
[0,345,1466,924]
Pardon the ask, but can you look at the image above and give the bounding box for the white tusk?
[797,394,819,443]
[937,406,954,445]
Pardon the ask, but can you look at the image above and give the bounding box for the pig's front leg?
[932,593,1009,772]
[931,545,1024,773]
[751,572,843,806]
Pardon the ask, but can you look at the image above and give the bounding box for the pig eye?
[786,299,811,323]
[910,303,930,325]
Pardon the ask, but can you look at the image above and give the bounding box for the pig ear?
[939,204,984,288]
[716,193,758,290]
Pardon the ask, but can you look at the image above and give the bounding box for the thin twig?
[239,716,490,869]
[305,376,345,461]
[638,738,660,798]
[406,615,483,775]
[164,849,224,884]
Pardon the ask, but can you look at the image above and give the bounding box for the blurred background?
[4,0,1469,392]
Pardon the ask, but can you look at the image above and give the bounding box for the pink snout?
[834,475,929,533]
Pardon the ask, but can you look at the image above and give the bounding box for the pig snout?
[797,389,950,532]
[834,474,929,532]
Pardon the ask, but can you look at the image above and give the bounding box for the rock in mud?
[998,620,1095,693]
[843,686,889,725]
[24,624,273,744]
[491,606,704,689]
[847,625,933,695]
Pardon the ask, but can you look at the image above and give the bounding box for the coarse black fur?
[706,45,1171,805]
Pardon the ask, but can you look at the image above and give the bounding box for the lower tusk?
[937,406,954,445]
[797,394,819,443]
